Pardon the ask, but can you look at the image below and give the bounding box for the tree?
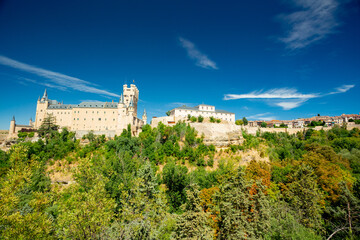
[190,116,197,123]
[56,179,116,239]
[242,117,248,126]
[215,168,270,239]
[166,111,171,116]
[261,122,267,128]
[162,162,189,212]
[235,120,244,125]
[37,114,59,137]
[210,116,215,123]
[283,165,324,231]
[198,115,204,123]
[174,184,214,239]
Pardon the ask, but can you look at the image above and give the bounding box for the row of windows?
[73,118,116,121]
[74,111,116,114]
[177,110,232,117]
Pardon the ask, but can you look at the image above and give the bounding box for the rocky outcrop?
[189,122,243,147]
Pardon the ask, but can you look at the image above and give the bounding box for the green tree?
[198,115,204,123]
[174,184,214,239]
[261,122,267,128]
[235,119,244,125]
[56,179,116,239]
[166,111,171,116]
[284,165,324,231]
[37,114,59,137]
[215,168,270,239]
[190,116,197,122]
[243,117,248,126]
[162,162,189,212]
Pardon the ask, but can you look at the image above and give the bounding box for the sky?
[0,0,359,129]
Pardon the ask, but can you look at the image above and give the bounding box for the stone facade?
[9,84,146,138]
[169,104,235,123]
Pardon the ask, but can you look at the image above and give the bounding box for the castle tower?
[35,89,50,128]
[122,84,139,117]
[142,109,147,125]
[29,118,33,126]
[9,116,16,136]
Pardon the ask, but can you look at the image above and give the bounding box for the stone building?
[9,84,146,138]
[151,104,235,127]
[8,116,34,138]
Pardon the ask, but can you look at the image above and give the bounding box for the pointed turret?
[119,94,124,104]
[41,89,48,101]
[129,97,134,107]
[12,116,15,121]
[142,109,147,124]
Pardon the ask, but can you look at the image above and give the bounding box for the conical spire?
[119,94,124,104]
[12,116,15,121]
[41,89,48,101]
[143,108,147,116]
[129,97,134,107]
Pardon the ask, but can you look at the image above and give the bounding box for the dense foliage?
[1,122,360,239]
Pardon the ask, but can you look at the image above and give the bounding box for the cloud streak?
[179,37,218,70]
[247,113,277,121]
[224,88,318,100]
[224,84,355,110]
[279,0,340,50]
[0,55,120,97]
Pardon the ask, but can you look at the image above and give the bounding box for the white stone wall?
[172,109,235,123]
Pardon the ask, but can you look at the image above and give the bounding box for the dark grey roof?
[16,124,33,128]
[48,104,74,109]
[48,102,118,109]
[171,105,234,114]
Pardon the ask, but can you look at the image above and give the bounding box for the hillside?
[0,122,360,239]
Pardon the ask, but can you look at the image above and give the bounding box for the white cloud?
[329,84,355,94]
[224,84,355,110]
[0,55,120,97]
[274,99,308,110]
[178,37,218,70]
[279,0,340,49]
[224,88,319,100]
[247,112,276,121]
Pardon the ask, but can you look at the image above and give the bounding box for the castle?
[8,84,146,138]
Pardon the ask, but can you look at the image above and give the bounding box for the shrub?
[197,115,204,123]
[190,116,197,123]
[216,119,221,123]
[210,116,215,123]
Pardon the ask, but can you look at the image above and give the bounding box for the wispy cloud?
[224,84,355,110]
[178,37,218,70]
[279,0,340,50]
[0,55,120,97]
[329,84,355,94]
[274,99,308,110]
[224,88,319,100]
[247,113,277,121]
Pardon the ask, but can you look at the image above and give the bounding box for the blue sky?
[0,0,359,129]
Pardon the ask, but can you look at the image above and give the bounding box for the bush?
[235,120,244,125]
[190,116,197,123]
[216,119,221,123]
[197,116,204,123]
[210,116,215,123]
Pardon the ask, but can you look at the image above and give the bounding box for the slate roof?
[47,101,118,109]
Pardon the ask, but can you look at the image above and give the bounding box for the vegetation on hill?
[1,122,360,239]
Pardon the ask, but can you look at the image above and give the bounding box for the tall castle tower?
[34,89,50,128]
[9,116,15,137]
[122,84,139,117]
[116,84,142,135]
